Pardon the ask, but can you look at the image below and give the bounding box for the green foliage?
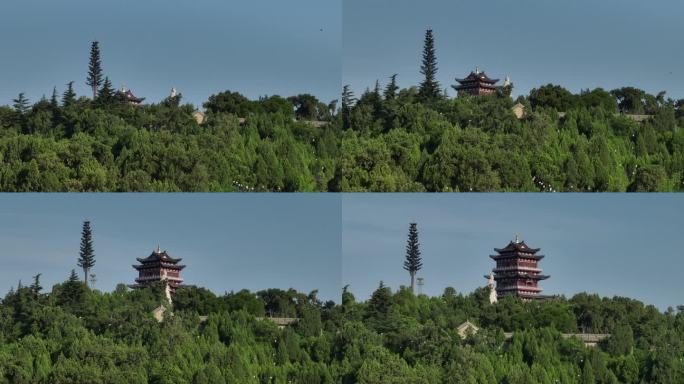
[403,222,422,292]
[86,41,103,99]
[0,88,340,191]
[342,79,684,191]
[13,93,30,115]
[529,84,578,111]
[418,29,441,102]
[0,275,349,384]
[1,274,683,382]
[340,288,683,384]
[77,220,95,286]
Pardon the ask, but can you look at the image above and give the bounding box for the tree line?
[340,29,684,192]
[1,274,682,383]
[1,219,682,382]
[0,41,341,192]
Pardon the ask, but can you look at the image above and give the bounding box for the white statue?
[504,76,511,87]
[487,273,497,304]
[161,269,172,305]
[170,88,177,98]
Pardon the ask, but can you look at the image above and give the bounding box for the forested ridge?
[0,40,341,192]
[0,89,341,192]
[1,275,682,383]
[340,30,684,192]
[340,81,684,192]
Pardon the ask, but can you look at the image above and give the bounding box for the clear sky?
[343,194,684,311]
[344,0,684,100]
[0,194,341,302]
[0,0,341,108]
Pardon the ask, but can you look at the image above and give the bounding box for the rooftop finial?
[156,243,160,253]
[475,66,480,74]
[515,233,520,243]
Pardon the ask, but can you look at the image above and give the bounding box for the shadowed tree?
[50,87,59,109]
[62,81,76,107]
[86,41,103,99]
[384,74,399,100]
[13,92,30,114]
[418,29,440,102]
[30,273,43,296]
[96,77,115,106]
[77,220,95,286]
[403,222,423,293]
[341,84,356,129]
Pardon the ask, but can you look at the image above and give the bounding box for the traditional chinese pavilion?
[485,236,550,300]
[120,86,145,105]
[131,246,185,294]
[453,67,500,96]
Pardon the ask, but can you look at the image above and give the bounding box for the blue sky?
[0,0,341,108]
[344,0,684,100]
[343,194,684,311]
[0,194,341,302]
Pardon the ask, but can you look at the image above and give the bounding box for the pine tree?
[77,220,95,286]
[30,273,43,295]
[341,85,356,129]
[62,81,76,107]
[368,281,391,315]
[59,269,86,314]
[67,269,79,283]
[13,92,30,114]
[367,281,393,329]
[384,74,399,100]
[341,85,355,111]
[96,77,115,106]
[50,87,59,109]
[418,29,441,102]
[86,41,103,99]
[403,222,422,293]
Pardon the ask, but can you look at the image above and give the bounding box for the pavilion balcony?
[496,285,542,292]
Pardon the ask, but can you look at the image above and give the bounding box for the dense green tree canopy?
[341,78,684,192]
[2,274,682,383]
[0,88,340,191]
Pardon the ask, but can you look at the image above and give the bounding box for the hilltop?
[1,274,682,383]
[340,81,684,192]
[0,89,341,192]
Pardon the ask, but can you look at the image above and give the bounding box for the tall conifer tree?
[50,87,59,109]
[384,74,399,100]
[86,41,103,99]
[418,29,440,102]
[403,222,422,293]
[62,81,76,107]
[97,77,115,106]
[341,85,356,129]
[77,220,95,285]
[13,93,29,114]
[30,273,43,296]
